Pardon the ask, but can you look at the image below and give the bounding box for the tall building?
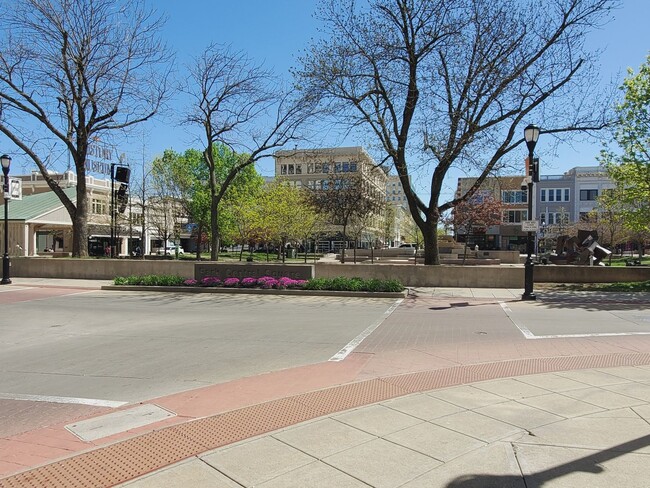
[273,147,388,249]
[456,176,529,251]
[455,165,614,251]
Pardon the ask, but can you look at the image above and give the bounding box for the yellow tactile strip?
[3,352,650,488]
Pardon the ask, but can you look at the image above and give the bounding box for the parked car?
[399,243,417,248]
[157,245,184,256]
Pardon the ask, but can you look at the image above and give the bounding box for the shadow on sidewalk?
[445,433,650,487]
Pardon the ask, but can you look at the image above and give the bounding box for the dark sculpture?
[551,230,611,265]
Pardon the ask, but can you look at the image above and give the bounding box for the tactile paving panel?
[4,352,650,488]
[292,378,409,416]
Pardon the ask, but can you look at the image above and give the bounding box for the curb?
[100,285,407,299]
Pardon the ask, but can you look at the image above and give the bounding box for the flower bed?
[113,275,404,293]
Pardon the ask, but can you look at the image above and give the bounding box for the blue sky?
[150,1,649,176]
[3,0,649,199]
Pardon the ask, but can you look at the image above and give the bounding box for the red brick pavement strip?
[3,352,650,488]
[2,292,648,485]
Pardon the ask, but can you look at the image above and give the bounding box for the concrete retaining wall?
[11,257,196,280]
[315,263,521,287]
[10,257,650,287]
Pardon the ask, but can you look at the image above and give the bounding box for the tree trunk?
[210,197,219,261]
[422,220,440,265]
[195,223,203,260]
[72,178,89,257]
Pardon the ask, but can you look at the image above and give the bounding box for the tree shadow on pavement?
[535,291,650,312]
[445,434,650,487]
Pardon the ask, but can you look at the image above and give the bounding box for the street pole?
[522,125,540,301]
[110,163,115,258]
[1,154,12,285]
[523,178,535,300]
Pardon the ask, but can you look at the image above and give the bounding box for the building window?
[322,163,330,173]
[131,213,143,226]
[580,189,598,201]
[542,212,569,225]
[295,164,302,175]
[349,162,357,172]
[501,190,527,204]
[92,198,107,215]
[280,164,287,175]
[502,209,528,223]
[540,188,570,202]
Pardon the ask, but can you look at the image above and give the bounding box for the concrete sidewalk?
[2,278,650,487]
[119,365,650,488]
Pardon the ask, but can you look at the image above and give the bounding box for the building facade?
[1,169,191,257]
[456,166,614,251]
[273,147,388,249]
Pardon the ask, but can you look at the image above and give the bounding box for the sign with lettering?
[9,178,21,200]
[85,142,114,176]
[521,220,539,232]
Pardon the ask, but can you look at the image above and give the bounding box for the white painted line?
[329,298,403,362]
[527,331,650,340]
[500,301,535,339]
[499,301,650,340]
[66,404,175,441]
[0,392,128,408]
[0,287,29,293]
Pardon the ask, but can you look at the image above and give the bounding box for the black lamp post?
[522,124,540,300]
[1,154,12,285]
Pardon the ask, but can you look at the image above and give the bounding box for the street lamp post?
[1,154,12,285]
[522,124,540,300]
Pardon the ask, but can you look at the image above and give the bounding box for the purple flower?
[257,276,278,289]
[201,276,222,287]
[223,277,240,287]
[241,277,257,287]
[183,279,198,286]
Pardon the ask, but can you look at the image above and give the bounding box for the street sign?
[522,220,539,232]
[9,178,22,200]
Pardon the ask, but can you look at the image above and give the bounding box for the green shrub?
[113,274,404,292]
[113,275,186,286]
[303,276,404,292]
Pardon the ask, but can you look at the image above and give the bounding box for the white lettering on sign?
[521,220,539,232]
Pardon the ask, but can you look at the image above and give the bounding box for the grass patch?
[540,280,650,292]
[605,256,650,267]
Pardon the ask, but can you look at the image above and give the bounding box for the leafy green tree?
[258,180,319,262]
[600,54,650,256]
[150,146,264,258]
[151,149,209,258]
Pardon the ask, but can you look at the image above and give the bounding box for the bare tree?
[309,173,379,263]
[0,0,172,256]
[297,0,617,264]
[184,44,317,260]
[452,193,502,263]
